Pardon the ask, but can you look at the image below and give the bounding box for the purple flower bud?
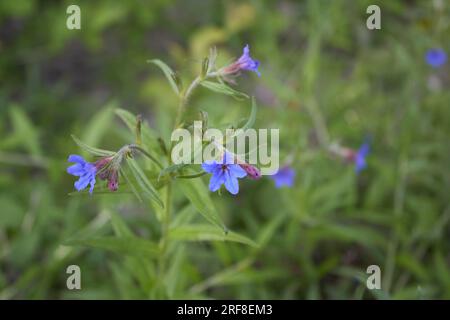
[239,163,261,180]
[221,44,261,77]
[94,156,113,180]
[107,170,119,191]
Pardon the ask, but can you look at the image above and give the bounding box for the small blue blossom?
[270,166,295,188]
[67,154,97,194]
[425,48,447,68]
[202,152,247,195]
[237,44,261,76]
[354,142,370,174]
[222,44,261,77]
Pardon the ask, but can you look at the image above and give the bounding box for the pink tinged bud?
[342,148,357,163]
[107,170,119,191]
[221,62,243,75]
[94,156,113,180]
[239,163,261,180]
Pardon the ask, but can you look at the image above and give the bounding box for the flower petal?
[202,160,218,173]
[355,155,367,174]
[89,177,96,194]
[224,170,239,195]
[209,168,225,192]
[68,154,86,164]
[229,164,247,178]
[271,166,295,188]
[358,143,370,157]
[74,173,92,191]
[67,163,84,176]
[222,151,235,165]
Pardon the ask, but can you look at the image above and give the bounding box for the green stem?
[156,73,206,296]
[304,98,329,148]
[173,72,217,129]
[174,76,201,128]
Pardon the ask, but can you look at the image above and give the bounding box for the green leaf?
[175,171,207,179]
[64,236,159,257]
[110,212,134,238]
[120,168,143,203]
[226,97,258,141]
[200,80,249,100]
[81,103,115,150]
[151,185,167,222]
[126,158,164,208]
[169,224,258,247]
[256,214,284,249]
[6,105,41,156]
[158,163,187,181]
[70,135,115,157]
[115,108,160,152]
[147,59,180,95]
[177,177,225,230]
[207,46,217,73]
[241,97,257,131]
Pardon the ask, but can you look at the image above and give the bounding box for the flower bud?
[239,163,261,180]
[107,170,119,191]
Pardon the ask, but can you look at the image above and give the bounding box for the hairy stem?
[173,72,218,128]
[174,76,201,128]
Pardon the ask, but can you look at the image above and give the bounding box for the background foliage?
[0,0,449,299]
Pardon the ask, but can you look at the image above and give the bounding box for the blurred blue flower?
[222,44,261,77]
[202,152,247,195]
[354,142,370,174]
[425,48,447,68]
[237,44,261,76]
[270,166,295,188]
[67,154,97,194]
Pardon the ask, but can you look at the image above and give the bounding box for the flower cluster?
[67,154,121,194]
[68,45,263,196]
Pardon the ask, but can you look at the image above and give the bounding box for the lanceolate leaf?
[120,168,143,203]
[226,97,258,141]
[64,236,159,257]
[147,59,180,95]
[241,97,257,131]
[115,108,160,152]
[110,212,134,238]
[158,163,187,181]
[126,158,164,208]
[71,134,115,157]
[200,80,249,100]
[177,176,225,230]
[169,224,258,247]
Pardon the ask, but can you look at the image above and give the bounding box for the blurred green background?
[1,0,449,299]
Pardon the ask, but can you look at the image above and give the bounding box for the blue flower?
[354,142,370,174]
[202,152,247,195]
[237,44,261,76]
[67,154,97,194]
[222,44,261,77]
[270,166,295,188]
[425,48,447,68]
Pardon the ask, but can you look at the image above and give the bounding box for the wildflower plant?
[65,46,262,297]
